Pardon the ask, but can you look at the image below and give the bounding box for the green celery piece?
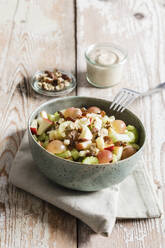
[112,154,118,163]
[109,128,135,143]
[71,149,79,160]
[38,133,46,141]
[48,114,55,122]
[45,135,49,141]
[127,131,136,143]
[56,150,72,159]
[113,146,123,161]
[43,140,49,148]
[126,125,139,143]
[129,143,140,150]
[82,156,99,165]
[54,112,60,121]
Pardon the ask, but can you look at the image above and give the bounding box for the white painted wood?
[76,0,165,247]
[0,0,77,247]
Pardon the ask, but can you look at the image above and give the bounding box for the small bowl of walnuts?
[30,68,76,96]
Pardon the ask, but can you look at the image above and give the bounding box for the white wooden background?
[0,0,165,247]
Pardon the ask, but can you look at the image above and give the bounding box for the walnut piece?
[36,68,71,92]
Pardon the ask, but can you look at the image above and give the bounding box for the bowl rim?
[28,96,146,166]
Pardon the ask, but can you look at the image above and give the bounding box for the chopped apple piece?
[113,146,123,161]
[59,121,75,137]
[108,127,135,143]
[104,145,114,151]
[30,119,38,135]
[37,118,53,135]
[48,130,62,140]
[76,140,92,150]
[96,137,104,150]
[99,128,108,137]
[79,126,93,140]
[40,110,48,119]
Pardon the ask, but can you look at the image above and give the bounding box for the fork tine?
[110,91,123,109]
[115,91,131,112]
[110,90,125,110]
[120,95,137,112]
[117,92,133,112]
[113,92,126,111]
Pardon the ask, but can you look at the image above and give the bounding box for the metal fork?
[110,82,165,112]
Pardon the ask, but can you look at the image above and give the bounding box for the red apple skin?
[43,118,53,124]
[104,145,114,152]
[30,127,37,135]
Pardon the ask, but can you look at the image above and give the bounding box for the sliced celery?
[43,140,49,148]
[54,112,60,121]
[45,135,49,141]
[108,128,134,143]
[56,150,72,159]
[48,114,55,122]
[82,156,99,165]
[126,125,139,143]
[129,143,140,150]
[113,146,123,161]
[112,154,118,163]
[71,149,79,160]
[38,133,46,141]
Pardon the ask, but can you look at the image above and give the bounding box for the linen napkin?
[9,132,162,236]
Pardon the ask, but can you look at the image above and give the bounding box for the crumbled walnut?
[100,111,106,117]
[81,107,88,116]
[58,111,64,118]
[89,143,99,156]
[36,68,71,92]
[62,74,71,81]
[105,122,112,128]
[104,136,112,144]
[114,141,127,147]
[67,130,79,141]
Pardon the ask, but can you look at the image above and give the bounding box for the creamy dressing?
[85,44,127,88]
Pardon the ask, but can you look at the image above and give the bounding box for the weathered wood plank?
[0,0,77,247]
[76,0,165,247]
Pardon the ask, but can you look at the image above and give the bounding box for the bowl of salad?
[28,96,145,191]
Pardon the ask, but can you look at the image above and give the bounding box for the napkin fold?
[9,132,162,236]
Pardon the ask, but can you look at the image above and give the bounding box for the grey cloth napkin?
[9,132,162,236]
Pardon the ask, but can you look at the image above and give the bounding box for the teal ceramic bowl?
[28,96,146,191]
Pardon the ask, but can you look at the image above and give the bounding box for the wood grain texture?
[0,0,77,248]
[1,0,165,247]
[76,0,165,247]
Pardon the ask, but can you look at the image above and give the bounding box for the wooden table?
[1,0,165,247]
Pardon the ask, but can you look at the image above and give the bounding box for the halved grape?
[87,106,101,114]
[46,140,66,154]
[64,107,82,119]
[112,120,126,134]
[97,150,113,164]
[121,146,137,160]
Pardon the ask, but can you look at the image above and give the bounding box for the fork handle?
[140,82,165,97]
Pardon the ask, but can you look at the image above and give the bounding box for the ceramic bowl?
[28,96,146,191]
